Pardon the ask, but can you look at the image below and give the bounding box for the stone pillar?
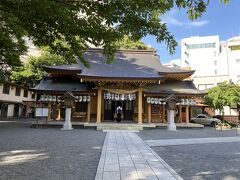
[96,88,102,123]
[148,103,151,123]
[168,109,176,131]
[87,101,91,122]
[138,88,143,124]
[61,108,73,130]
[186,105,190,123]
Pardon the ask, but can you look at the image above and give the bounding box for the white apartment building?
[0,83,36,118]
[181,35,240,89]
[181,35,220,78]
[221,36,240,84]
[179,35,240,118]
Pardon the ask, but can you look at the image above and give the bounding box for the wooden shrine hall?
[32,48,206,129]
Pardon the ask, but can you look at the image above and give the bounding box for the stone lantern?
[165,94,178,131]
[60,92,77,130]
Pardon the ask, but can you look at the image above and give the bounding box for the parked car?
[190,114,222,127]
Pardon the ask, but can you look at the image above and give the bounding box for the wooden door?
[104,100,113,120]
[124,101,133,120]
[13,104,19,117]
[1,104,8,118]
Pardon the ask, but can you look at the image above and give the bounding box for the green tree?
[204,82,240,127]
[1,0,230,71]
[10,52,66,87]
[115,36,152,50]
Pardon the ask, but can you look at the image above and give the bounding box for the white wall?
[0,84,36,103]
[226,37,240,83]
[181,36,220,77]
[7,104,14,117]
[0,83,36,117]
[193,75,230,90]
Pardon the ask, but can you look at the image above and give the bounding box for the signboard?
[104,93,136,101]
[35,108,48,117]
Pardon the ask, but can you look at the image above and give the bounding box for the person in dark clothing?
[116,106,122,122]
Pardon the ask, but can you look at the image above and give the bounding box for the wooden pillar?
[148,103,151,123]
[87,101,91,122]
[56,104,61,120]
[178,104,182,123]
[138,88,143,124]
[96,88,102,123]
[47,103,51,121]
[186,105,189,123]
[162,104,166,123]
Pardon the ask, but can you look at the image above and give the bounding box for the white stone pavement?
[95,131,183,180]
[145,136,240,147]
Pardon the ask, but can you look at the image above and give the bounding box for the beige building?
[0,82,36,118]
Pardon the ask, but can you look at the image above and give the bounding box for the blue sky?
[142,1,240,64]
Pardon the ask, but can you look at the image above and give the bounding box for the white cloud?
[189,20,209,27]
[162,9,209,28]
[162,16,183,26]
[162,9,184,26]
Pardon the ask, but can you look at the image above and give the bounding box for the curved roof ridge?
[87,48,156,54]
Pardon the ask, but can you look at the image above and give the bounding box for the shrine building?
[32,48,205,126]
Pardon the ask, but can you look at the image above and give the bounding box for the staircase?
[84,123,156,131]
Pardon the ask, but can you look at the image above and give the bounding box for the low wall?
[215,115,239,124]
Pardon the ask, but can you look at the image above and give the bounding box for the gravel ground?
[0,120,106,180]
[152,143,240,180]
[139,127,238,141]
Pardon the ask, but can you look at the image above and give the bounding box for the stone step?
[96,124,143,131]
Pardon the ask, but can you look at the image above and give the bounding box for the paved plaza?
[140,128,240,180]
[139,128,238,141]
[1,120,240,180]
[0,120,105,180]
[145,136,240,147]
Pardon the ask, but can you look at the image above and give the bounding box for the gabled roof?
[144,80,206,96]
[43,48,194,81]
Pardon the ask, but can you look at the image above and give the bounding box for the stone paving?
[0,120,105,180]
[95,131,183,180]
[145,136,240,147]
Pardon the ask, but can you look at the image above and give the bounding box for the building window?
[236,59,240,63]
[198,84,214,90]
[187,43,216,50]
[15,87,21,96]
[31,93,36,99]
[215,70,217,75]
[2,84,10,94]
[24,90,28,98]
[214,60,217,66]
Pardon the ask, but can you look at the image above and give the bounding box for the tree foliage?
[10,52,66,87]
[115,36,152,50]
[1,0,230,71]
[204,82,240,114]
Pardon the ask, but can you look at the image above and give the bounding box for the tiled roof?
[144,80,206,95]
[31,77,94,92]
[43,48,194,79]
